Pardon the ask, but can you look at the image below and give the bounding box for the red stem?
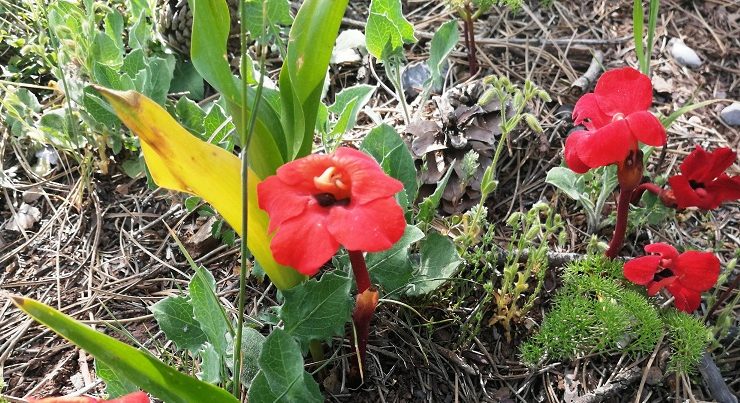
[347,287,379,387]
[605,188,634,259]
[349,250,371,293]
[630,182,663,205]
[462,9,478,75]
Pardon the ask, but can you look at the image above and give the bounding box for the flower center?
[653,268,674,282]
[313,166,351,205]
[611,113,625,122]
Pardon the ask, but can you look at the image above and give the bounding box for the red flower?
[665,146,740,210]
[28,392,149,403]
[565,67,666,174]
[258,147,406,275]
[623,243,720,312]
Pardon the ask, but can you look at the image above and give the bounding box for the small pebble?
[719,102,740,126]
[669,38,702,68]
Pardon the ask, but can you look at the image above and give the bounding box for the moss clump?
[521,255,663,366]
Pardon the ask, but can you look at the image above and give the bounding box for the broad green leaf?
[82,87,120,129]
[128,11,152,50]
[197,343,221,383]
[144,55,176,104]
[150,295,207,352]
[280,0,350,159]
[407,233,461,296]
[94,87,305,290]
[189,267,230,356]
[170,60,205,100]
[121,49,147,78]
[416,162,454,224]
[91,31,122,69]
[428,20,459,86]
[248,328,322,403]
[189,0,290,176]
[361,124,418,210]
[93,63,135,91]
[13,296,239,403]
[188,0,240,103]
[545,167,587,201]
[328,85,375,136]
[365,0,416,60]
[243,0,292,42]
[96,359,139,398]
[367,225,424,295]
[235,328,266,388]
[175,97,207,137]
[203,104,235,146]
[281,272,352,346]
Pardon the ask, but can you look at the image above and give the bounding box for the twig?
[571,50,604,91]
[572,366,642,403]
[698,352,738,403]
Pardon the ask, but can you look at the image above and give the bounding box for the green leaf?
[367,225,424,295]
[197,343,221,383]
[407,233,461,296]
[416,162,454,224]
[365,0,416,60]
[150,296,207,352]
[91,31,123,69]
[189,267,231,356]
[171,60,205,100]
[188,0,240,104]
[204,104,235,147]
[237,328,266,388]
[280,0,350,159]
[660,99,722,129]
[248,328,322,403]
[281,272,352,346]
[361,124,418,210]
[82,87,121,129]
[243,0,292,42]
[328,85,375,136]
[96,359,139,398]
[144,55,176,105]
[176,97,207,137]
[545,167,587,201]
[427,20,458,86]
[129,11,152,50]
[13,296,238,403]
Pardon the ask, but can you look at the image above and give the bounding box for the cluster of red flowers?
[565,66,738,312]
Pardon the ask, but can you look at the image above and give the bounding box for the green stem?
[233,2,268,397]
[385,61,410,125]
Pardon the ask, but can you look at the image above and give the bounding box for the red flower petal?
[275,153,333,192]
[680,146,736,183]
[647,276,676,296]
[644,242,679,260]
[668,175,712,209]
[593,67,653,116]
[258,176,311,232]
[574,119,635,169]
[673,251,720,292]
[572,93,611,130]
[624,255,661,285]
[706,174,740,205]
[29,392,149,403]
[334,147,405,205]
[269,203,339,275]
[327,197,406,252]
[564,131,591,173]
[665,282,702,312]
[625,111,666,146]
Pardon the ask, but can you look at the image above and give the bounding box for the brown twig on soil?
[698,352,738,403]
[571,366,642,403]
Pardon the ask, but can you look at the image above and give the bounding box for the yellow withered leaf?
[95,86,305,290]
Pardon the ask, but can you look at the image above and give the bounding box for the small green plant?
[663,310,710,374]
[521,254,709,374]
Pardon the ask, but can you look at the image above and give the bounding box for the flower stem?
[605,188,634,259]
[462,6,478,75]
[234,3,268,396]
[348,250,371,293]
[630,182,663,204]
[348,287,379,387]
